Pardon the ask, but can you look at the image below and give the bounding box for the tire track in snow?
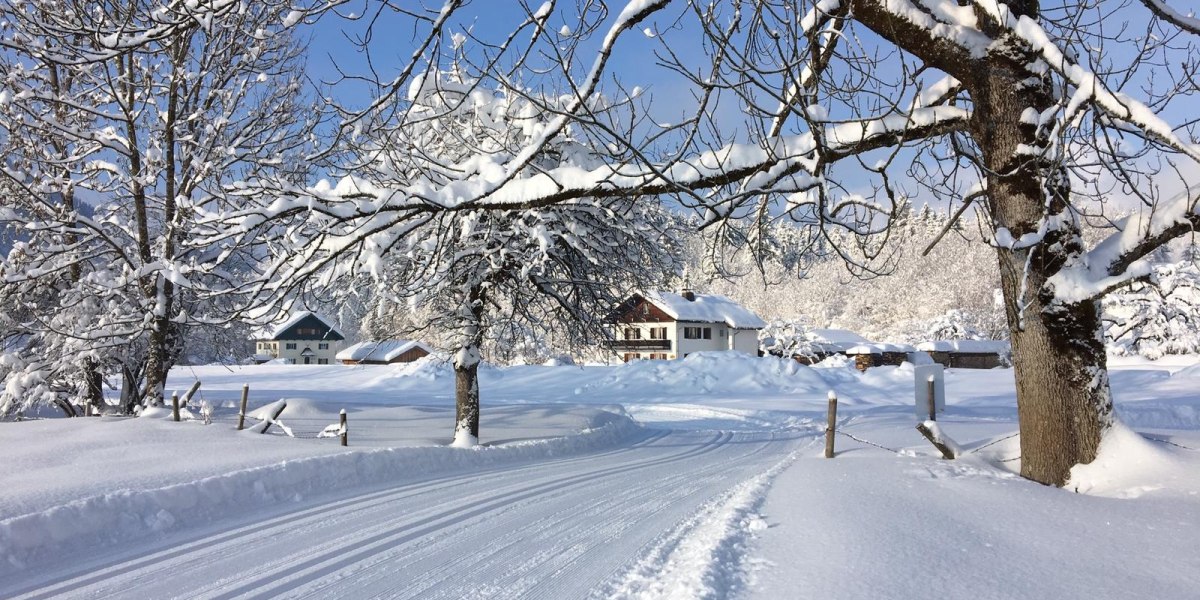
[212,431,736,600]
[593,437,818,600]
[296,432,787,600]
[6,428,807,600]
[2,428,671,600]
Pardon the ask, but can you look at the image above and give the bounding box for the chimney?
[679,268,696,301]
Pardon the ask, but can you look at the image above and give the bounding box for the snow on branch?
[975,1,1200,164]
[1049,184,1200,303]
[1138,0,1200,36]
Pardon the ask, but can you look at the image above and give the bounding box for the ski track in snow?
[2,426,813,600]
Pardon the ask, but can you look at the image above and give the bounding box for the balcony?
[605,339,671,350]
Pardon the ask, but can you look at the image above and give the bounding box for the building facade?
[253,312,345,364]
[607,291,765,361]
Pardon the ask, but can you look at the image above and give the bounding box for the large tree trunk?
[143,311,172,407]
[452,284,486,446]
[453,345,481,444]
[974,45,1114,486]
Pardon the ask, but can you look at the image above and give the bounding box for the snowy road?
[2,427,809,600]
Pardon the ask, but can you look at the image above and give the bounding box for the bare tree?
[0,0,318,412]
[217,66,680,444]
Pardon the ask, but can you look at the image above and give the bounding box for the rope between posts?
[835,430,900,454]
[968,431,1020,454]
[1141,434,1197,451]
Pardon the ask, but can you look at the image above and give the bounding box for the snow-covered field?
[2,353,1199,599]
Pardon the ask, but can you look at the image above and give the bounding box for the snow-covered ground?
[2,353,1198,599]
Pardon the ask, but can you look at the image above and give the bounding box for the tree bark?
[452,283,487,443]
[972,43,1114,486]
[454,348,481,440]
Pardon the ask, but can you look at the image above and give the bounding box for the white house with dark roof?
[252,311,345,364]
[606,290,766,361]
[336,340,434,365]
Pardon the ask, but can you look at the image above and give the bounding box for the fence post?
[181,380,202,408]
[340,409,348,447]
[171,392,180,422]
[825,390,838,458]
[237,384,249,431]
[259,401,287,435]
[927,375,936,422]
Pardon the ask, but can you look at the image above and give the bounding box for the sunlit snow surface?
[2,352,1198,599]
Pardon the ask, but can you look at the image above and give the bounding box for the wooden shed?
[336,340,434,365]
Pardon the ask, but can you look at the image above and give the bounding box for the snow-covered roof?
[642,291,766,329]
[809,329,871,346]
[845,343,916,354]
[336,340,433,362]
[916,340,1010,353]
[253,311,344,341]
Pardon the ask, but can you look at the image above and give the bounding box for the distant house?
[252,312,345,365]
[336,340,434,365]
[606,290,766,361]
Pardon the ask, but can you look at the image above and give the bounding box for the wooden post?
[259,401,287,435]
[916,423,957,459]
[171,392,180,422]
[340,409,348,447]
[237,385,249,431]
[824,390,838,458]
[181,380,202,408]
[926,375,936,422]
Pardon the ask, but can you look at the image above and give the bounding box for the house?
[336,340,434,365]
[606,290,766,361]
[252,312,345,365]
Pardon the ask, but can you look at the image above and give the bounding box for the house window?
[623,353,638,362]
[703,327,712,340]
[297,327,318,335]
[649,327,667,340]
[318,343,329,350]
[318,358,328,365]
[286,342,297,350]
[623,328,642,340]
[649,353,668,360]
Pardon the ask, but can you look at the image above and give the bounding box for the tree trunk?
[974,47,1114,486]
[453,347,481,442]
[143,313,171,407]
[452,284,487,444]
[83,359,104,415]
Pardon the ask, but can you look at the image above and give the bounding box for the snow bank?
[915,339,1010,353]
[582,352,833,397]
[0,410,641,574]
[1068,420,1183,498]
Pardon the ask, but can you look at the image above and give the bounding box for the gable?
[269,314,345,341]
[609,295,676,324]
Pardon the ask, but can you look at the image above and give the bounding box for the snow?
[2,354,1199,598]
[845,342,916,354]
[335,339,434,363]
[915,339,1010,353]
[642,290,767,329]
